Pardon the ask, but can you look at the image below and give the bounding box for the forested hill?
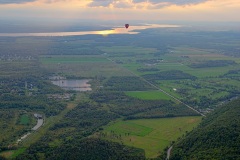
[171,97,240,160]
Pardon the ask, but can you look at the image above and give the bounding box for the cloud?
[88,0,210,9]
[88,0,111,7]
[0,0,36,4]
[143,0,207,5]
[0,0,239,22]
[0,0,209,7]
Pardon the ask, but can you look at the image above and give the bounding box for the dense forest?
[16,138,145,160]
[189,60,236,68]
[143,70,197,82]
[104,76,155,91]
[15,101,145,159]
[90,91,199,118]
[170,97,240,160]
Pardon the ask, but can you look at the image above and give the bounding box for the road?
[16,113,44,144]
[32,118,44,131]
[166,146,173,160]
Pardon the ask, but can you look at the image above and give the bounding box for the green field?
[101,116,202,158]
[125,91,172,100]
[19,114,30,125]
[105,121,153,136]
[0,148,26,159]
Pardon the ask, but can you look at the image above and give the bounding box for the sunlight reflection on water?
[0,24,181,37]
[51,79,92,91]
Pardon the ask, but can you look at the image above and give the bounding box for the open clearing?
[101,116,202,158]
[19,114,30,125]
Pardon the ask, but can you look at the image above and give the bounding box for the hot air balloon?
[125,24,129,29]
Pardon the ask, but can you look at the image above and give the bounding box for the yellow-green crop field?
[101,116,202,158]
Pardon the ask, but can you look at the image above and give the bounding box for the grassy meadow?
[19,114,30,125]
[100,116,202,158]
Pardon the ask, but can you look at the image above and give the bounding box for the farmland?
[99,42,240,110]
[0,27,240,159]
[39,55,132,78]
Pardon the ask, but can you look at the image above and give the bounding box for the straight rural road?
[106,56,205,117]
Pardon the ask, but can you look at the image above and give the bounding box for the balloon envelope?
[125,24,129,29]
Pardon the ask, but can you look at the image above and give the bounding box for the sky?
[0,0,240,23]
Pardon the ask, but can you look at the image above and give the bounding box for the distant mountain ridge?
[171,97,240,159]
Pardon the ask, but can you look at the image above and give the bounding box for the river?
[0,24,181,37]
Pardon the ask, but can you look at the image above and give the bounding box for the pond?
[51,79,92,91]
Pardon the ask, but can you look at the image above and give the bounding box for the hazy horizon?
[1,0,240,33]
[0,19,240,33]
[1,0,240,24]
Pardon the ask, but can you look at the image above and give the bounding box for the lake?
[0,24,181,37]
[51,79,92,91]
